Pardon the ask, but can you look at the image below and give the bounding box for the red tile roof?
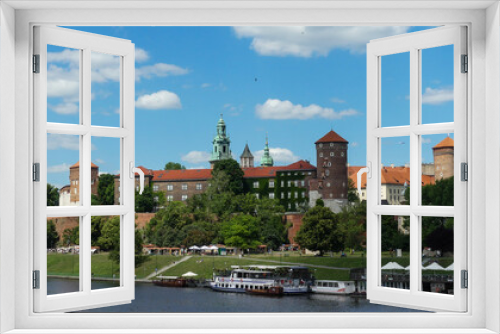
[151,160,316,181]
[315,130,348,144]
[433,137,454,149]
[348,166,435,188]
[70,161,99,169]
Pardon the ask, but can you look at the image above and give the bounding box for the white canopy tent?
[424,263,445,270]
[188,246,200,250]
[381,262,405,270]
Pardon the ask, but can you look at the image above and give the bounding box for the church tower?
[209,114,232,168]
[260,135,274,167]
[240,143,254,168]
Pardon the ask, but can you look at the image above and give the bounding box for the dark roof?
[315,130,348,144]
[240,143,254,158]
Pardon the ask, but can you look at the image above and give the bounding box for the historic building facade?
[58,161,99,206]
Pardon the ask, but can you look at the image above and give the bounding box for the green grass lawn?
[248,254,367,268]
[47,253,182,279]
[160,255,350,281]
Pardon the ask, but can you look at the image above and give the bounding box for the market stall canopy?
[424,262,445,270]
[444,263,454,271]
[181,272,198,277]
[200,245,210,250]
[209,245,219,250]
[381,262,405,270]
[188,245,200,250]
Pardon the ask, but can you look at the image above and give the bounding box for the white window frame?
[0,2,498,333]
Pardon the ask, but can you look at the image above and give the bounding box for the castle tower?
[315,129,348,211]
[260,135,274,167]
[433,136,454,180]
[240,143,254,168]
[69,161,99,204]
[209,114,232,168]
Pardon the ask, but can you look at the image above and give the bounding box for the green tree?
[144,201,192,247]
[315,199,325,207]
[97,216,121,263]
[220,214,261,251]
[338,201,366,251]
[347,178,359,203]
[47,220,59,249]
[295,206,343,255]
[211,159,245,195]
[381,215,409,252]
[164,162,186,170]
[135,185,155,213]
[63,226,79,245]
[96,174,115,205]
[47,183,59,206]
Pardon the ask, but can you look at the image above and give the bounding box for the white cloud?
[50,102,78,115]
[47,163,72,173]
[254,147,299,165]
[422,87,454,105]
[136,90,182,110]
[233,26,410,57]
[136,63,189,81]
[135,48,149,62]
[187,165,208,170]
[181,151,211,164]
[95,158,105,164]
[256,99,359,120]
[422,138,432,144]
[331,97,346,104]
[350,142,359,147]
[201,83,211,88]
[47,134,79,150]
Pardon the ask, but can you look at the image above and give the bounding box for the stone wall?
[284,213,304,246]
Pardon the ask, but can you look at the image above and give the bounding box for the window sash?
[366,26,467,312]
[32,25,136,313]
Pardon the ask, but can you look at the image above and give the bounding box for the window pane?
[381,52,410,127]
[47,45,81,124]
[91,52,121,127]
[47,216,81,295]
[421,45,454,124]
[91,136,121,205]
[91,216,121,290]
[421,134,454,206]
[421,216,454,295]
[381,215,410,290]
[47,133,81,206]
[381,136,410,205]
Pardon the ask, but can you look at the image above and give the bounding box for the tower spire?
[260,133,274,167]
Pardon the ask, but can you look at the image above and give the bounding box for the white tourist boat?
[311,280,356,295]
[211,266,311,294]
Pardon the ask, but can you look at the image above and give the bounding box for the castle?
[59,115,454,214]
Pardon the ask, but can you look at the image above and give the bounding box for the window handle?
[356,162,371,198]
[129,162,145,194]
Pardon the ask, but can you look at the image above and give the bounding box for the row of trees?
[143,159,287,251]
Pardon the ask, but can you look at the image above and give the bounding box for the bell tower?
[209,114,232,168]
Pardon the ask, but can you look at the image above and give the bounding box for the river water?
[48,278,421,313]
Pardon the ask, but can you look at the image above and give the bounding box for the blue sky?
[46,26,454,188]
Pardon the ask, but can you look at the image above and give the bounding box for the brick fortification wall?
[284,213,304,245]
[48,213,156,244]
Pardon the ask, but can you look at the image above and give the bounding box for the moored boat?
[152,276,188,288]
[311,280,356,295]
[246,286,284,296]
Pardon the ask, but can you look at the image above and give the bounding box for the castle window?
[325,170,330,176]
[330,152,334,157]
[319,143,323,148]
[295,192,298,199]
[288,192,291,198]
[319,152,323,157]
[294,180,299,187]
[167,184,173,191]
[223,146,226,153]
[181,195,188,201]
[328,162,332,167]
[153,185,158,191]
[182,184,188,190]
[215,146,217,152]
[281,181,284,187]
[167,195,173,202]
[341,152,345,157]
[287,181,292,187]
[330,143,334,147]
[301,180,305,187]
[196,183,202,190]
[253,182,259,188]
[281,193,284,199]
[255,193,259,199]
[327,182,331,187]
[269,193,275,200]
[154,196,158,202]
[269,181,274,188]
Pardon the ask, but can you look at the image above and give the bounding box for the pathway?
[145,255,192,280]
[237,257,353,270]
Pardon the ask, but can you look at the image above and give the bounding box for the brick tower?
[433,136,454,180]
[315,129,348,212]
[69,161,99,205]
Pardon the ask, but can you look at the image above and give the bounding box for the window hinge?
[461,162,468,181]
[33,54,40,73]
[33,163,40,182]
[461,270,468,289]
[461,54,468,73]
[33,270,40,289]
